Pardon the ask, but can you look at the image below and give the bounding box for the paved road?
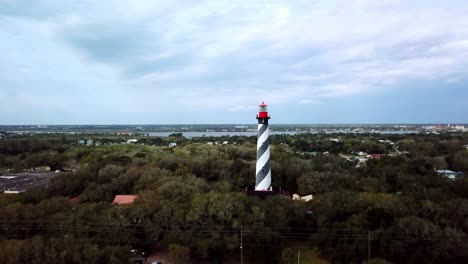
[0,172,59,193]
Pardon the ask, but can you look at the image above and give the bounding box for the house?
[464,144,468,150]
[357,151,367,157]
[70,195,81,202]
[379,139,395,145]
[169,142,177,148]
[292,194,314,202]
[369,154,384,159]
[113,195,138,205]
[86,139,94,146]
[436,170,463,180]
[356,157,368,167]
[4,190,26,194]
[127,139,138,144]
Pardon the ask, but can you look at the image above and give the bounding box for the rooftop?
[112,195,138,205]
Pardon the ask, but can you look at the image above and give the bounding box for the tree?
[364,258,392,264]
[452,150,468,173]
[282,248,295,264]
[167,244,190,264]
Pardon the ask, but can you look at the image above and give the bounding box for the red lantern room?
[258,101,269,118]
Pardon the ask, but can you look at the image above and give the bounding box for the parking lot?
[0,172,60,193]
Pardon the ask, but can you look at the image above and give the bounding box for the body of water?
[148,130,420,137]
[147,131,300,137]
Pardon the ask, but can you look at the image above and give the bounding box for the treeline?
[0,133,467,263]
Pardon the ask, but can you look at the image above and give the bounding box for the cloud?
[0,0,468,123]
[227,105,257,112]
[298,100,320,105]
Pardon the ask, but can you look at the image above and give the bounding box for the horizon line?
[1,123,467,126]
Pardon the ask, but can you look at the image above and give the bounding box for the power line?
[0,220,463,236]
[1,224,467,244]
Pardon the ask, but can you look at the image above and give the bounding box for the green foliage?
[167,244,190,264]
[364,258,392,264]
[0,237,128,264]
[0,133,467,263]
[452,150,468,172]
[282,248,295,264]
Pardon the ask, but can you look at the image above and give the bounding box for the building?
[255,102,272,191]
[436,170,463,180]
[4,190,26,194]
[369,154,384,159]
[292,194,314,202]
[127,139,138,144]
[378,139,395,145]
[70,195,81,202]
[169,142,177,148]
[112,195,138,205]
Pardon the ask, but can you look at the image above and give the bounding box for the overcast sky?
[1,0,468,124]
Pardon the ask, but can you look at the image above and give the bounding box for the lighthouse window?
[259,106,267,112]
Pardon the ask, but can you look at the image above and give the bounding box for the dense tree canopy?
[0,132,467,263]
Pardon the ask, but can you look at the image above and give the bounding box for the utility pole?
[368,231,371,263]
[297,249,300,264]
[240,226,243,264]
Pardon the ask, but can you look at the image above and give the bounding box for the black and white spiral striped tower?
[255,102,271,191]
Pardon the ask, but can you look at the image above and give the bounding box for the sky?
[0,0,468,124]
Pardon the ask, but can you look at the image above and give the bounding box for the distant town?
[1,123,466,137]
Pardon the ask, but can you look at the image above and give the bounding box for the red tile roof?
[369,154,384,159]
[70,195,81,202]
[112,195,138,205]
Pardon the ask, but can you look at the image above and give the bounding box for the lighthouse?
[255,102,272,191]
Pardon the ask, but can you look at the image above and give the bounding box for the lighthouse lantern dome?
[259,102,268,112]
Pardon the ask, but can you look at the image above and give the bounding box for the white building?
[436,170,462,180]
[169,142,177,148]
[292,194,314,202]
[127,139,138,144]
[4,190,26,194]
